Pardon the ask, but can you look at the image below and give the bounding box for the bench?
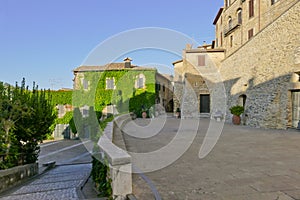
[213,110,223,122]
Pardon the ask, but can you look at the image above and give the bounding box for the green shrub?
[229,105,244,116]
[91,154,112,199]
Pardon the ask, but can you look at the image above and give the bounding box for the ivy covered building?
[72,58,173,117]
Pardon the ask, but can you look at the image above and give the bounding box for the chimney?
[124,57,132,68]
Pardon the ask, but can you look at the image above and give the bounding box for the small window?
[83,79,89,90]
[249,0,254,18]
[106,78,115,90]
[225,0,231,8]
[248,29,254,39]
[228,17,232,29]
[81,105,89,118]
[156,83,161,91]
[138,77,144,88]
[198,55,206,66]
[135,74,146,89]
[237,9,242,24]
[230,35,233,47]
[271,0,279,5]
[163,85,165,92]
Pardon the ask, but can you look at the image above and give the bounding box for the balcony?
[224,19,241,36]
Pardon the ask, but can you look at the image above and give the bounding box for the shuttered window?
[248,29,254,40]
[198,55,206,66]
[249,0,254,18]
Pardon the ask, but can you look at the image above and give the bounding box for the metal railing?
[224,19,241,36]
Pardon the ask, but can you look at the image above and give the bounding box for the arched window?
[228,16,232,29]
[239,94,247,108]
[237,9,242,24]
[225,0,231,8]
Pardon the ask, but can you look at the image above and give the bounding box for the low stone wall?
[98,114,132,200]
[0,163,38,193]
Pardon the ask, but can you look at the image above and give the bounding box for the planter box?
[0,163,38,193]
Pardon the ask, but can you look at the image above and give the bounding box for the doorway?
[292,91,300,128]
[200,94,210,113]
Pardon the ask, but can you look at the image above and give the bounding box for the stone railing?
[0,163,38,193]
[97,114,132,200]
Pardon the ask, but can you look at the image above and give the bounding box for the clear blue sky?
[0,0,223,90]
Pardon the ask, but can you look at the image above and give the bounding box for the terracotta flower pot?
[142,111,147,118]
[232,115,241,125]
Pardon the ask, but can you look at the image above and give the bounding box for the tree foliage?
[0,79,56,169]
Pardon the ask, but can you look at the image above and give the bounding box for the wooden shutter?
[249,0,254,18]
[248,29,254,39]
[198,55,206,66]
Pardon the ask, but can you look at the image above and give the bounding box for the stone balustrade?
[0,163,38,193]
[97,114,132,200]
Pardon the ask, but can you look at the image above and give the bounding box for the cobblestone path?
[0,164,92,200]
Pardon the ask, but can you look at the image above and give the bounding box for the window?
[237,9,242,24]
[228,17,232,29]
[230,35,233,47]
[220,32,223,47]
[106,78,115,90]
[248,28,254,39]
[225,0,231,8]
[82,79,89,90]
[156,83,161,91]
[198,55,206,66]
[163,85,165,92]
[271,0,279,5]
[249,0,254,18]
[135,74,145,89]
[81,105,89,118]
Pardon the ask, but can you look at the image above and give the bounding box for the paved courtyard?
[122,118,300,200]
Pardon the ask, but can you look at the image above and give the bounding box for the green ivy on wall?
[73,69,157,116]
[47,91,73,105]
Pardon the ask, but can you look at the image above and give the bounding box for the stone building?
[173,45,225,118]
[174,0,300,129]
[155,73,174,112]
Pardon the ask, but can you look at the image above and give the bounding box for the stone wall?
[0,163,38,193]
[98,115,132,200]
[218,1,300,128]
[215,0,298,57]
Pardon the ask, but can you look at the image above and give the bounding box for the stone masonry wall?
[219,1,300,129]
[0,163,38,193]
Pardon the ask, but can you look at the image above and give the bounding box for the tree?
[0,79,56,169]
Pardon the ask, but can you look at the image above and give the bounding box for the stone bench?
[213,110,224,122]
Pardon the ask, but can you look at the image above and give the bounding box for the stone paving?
[0,164,92,200]
[122,118,300,200]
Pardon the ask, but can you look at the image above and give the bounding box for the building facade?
[174,0,300,129]
[73,58,173,117]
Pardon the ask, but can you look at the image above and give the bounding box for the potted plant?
[175,107,181,118]
[142,110,147,118]
[229,105,244,125]
[141,105,147,119]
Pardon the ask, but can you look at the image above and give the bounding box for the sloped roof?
[213,7,224,25]
[73,63,156,73]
